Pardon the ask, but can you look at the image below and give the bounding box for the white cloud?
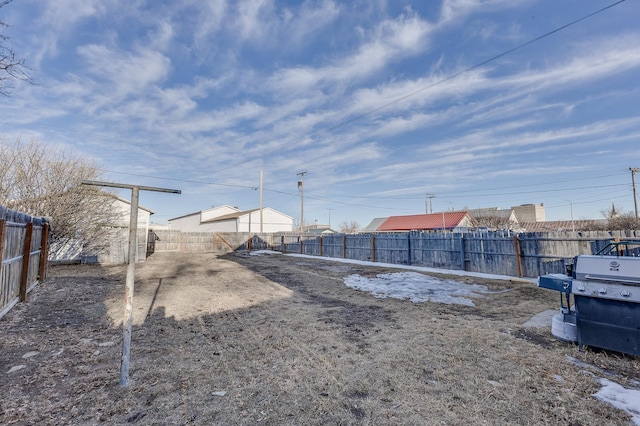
[2,0,640,224]
[39,0,108,32]
[235,0,277,42]
[147,19,175,52]
[193,0,228,40]
[502,34,640,93]
[75,43,171,104]
[284,0,341,45]
[439,0,517,23]
[266,10,434,97]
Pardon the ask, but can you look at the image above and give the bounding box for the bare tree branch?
[0,137,121,258]
[339,220,360,234]
[0,0,31,96]
[472,213,518,231]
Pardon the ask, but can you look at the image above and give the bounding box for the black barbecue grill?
[538,241,640,356]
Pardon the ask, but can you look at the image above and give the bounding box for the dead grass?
[0,251,638,425]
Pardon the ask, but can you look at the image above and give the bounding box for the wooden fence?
[0,206,50,319]
[150,230,279,254]
[273,230,640,278]
[147,228,640,279]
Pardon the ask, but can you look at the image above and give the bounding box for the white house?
[100,196,154,264]
[169,205,240,232]
[51,195,154,264]
[111,196,154,229]
[169,206,293,233]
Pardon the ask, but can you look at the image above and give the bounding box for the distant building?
[51,195,154,264]
[169,205,293,233]
[511,203,545,222]
[520,219,606,232]
[303,224,337,235]
[169,205,239,232]
[364,203,548,233]
[362,217,388,233]
[374,211,476,232]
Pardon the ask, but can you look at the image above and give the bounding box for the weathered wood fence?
[0,206,50,318]
[151,229,640,278]
[272,230,640,278]
[151,230,279,254]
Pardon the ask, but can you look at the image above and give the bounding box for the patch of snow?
[566,356,594,371]
[282,252,536,283]
[22,351,39,359]
[344,271,496,306]
[249,250,521,306]
[249,250,280,256]
[594,378,640,425]
[7,365,26,374]
[567,356,640,424]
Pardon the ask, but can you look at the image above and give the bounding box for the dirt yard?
[1,251,638,425]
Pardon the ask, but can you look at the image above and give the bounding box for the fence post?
[0,220,5,280]
[460,234,466,270]
[343,235,347,258]
[407,232,411,265]
[513,234,522,278]
[319,236,323,257]
[20,222,34,302]
[38,223,50,282]
[281,235,286,253]
[299,236,303,254]
[371,234,375,263]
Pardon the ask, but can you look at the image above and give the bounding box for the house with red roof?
[374,211,477,232]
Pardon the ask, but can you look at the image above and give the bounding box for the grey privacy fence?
[0,206,50,318]
[272,230,640,278]
[151,230,279,254]
[150,228,639,278]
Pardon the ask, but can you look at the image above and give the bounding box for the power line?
[300,0,628,155]
[98,0,630,207]
[441,183,628,199]
[545,191,633,210]
[200,0,628,176]
[429,171,629,196]
[104,167,630,211]
[325,170,630,201]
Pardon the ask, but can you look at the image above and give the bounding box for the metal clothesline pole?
[82,180,180,387]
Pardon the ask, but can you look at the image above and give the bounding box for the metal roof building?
[376,211,476,232]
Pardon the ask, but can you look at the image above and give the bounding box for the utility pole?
[327,208,333,228]
[426,193,435,214]
[565,199,575,232]
[297,171,307,232]
[259,170,264,233]
[631,167,640,219]
[82,180,180,387]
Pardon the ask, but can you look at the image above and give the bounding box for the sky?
[1,0,640,228]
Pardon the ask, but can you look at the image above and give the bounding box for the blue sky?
[1,0,639,228]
